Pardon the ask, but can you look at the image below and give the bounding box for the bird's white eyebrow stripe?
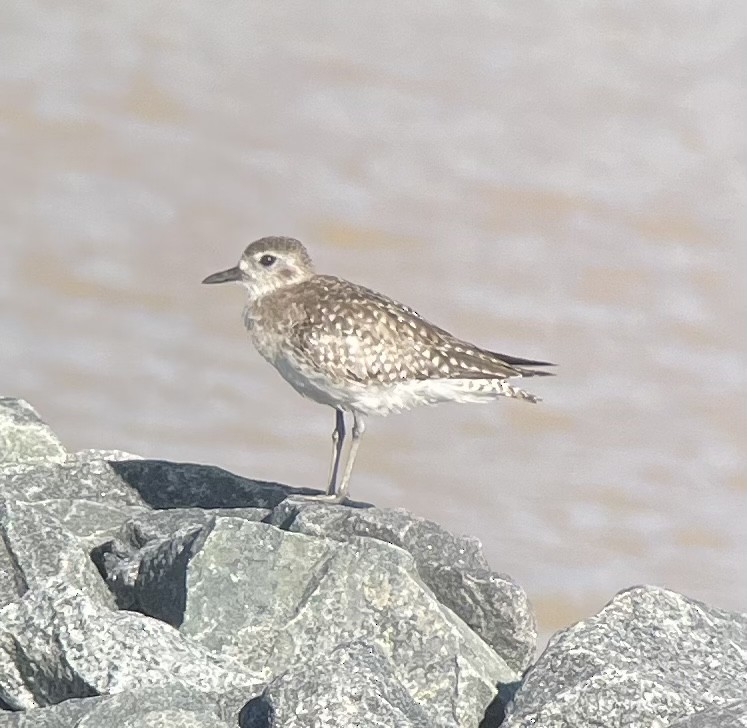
[238,259,249,270]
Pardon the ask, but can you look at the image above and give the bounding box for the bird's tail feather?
[492,352,556,378]
[515,366,555,378]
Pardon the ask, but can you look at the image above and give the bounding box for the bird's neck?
[242,282,301,328]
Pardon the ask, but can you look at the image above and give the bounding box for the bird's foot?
[291,492,347,505]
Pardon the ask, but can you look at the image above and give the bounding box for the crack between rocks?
[287,552,336,626]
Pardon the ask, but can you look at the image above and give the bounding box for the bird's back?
[252,275,553,389]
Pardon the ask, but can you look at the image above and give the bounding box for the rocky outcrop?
[0,398,533,726]
[502,586,747,728]
[1,397,745,727]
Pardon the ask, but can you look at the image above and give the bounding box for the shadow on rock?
[108,459,323,510]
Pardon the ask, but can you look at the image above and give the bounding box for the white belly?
[271,351,513,416]
[273,352,353,409]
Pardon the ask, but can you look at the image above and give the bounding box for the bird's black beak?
[202,266,242,285]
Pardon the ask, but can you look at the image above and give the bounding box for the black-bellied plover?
[203,236,553,503]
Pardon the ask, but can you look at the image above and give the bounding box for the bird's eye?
[258,254,277,267]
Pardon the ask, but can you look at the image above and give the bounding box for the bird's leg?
[296,409,347,503]
[326,408,346,496]
[336,411,365,502]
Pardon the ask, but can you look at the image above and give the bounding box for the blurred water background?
[1,2,745,645]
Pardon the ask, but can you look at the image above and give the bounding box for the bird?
[203,236,554,503]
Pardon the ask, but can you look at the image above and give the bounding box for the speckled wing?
[286,276,554,384]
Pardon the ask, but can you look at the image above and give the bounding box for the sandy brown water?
[1,1,745,645]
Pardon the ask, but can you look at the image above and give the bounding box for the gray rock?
[0,499,114,609]
[117,508,219,545]
[31,497,150,548]
[270,500,537,673]
[503,586,747,728]
[60,690,235,728]
[239,641,434,728]
[101,711,229,728]
[0,548,18,619]
[0,398,67,465]
[181,517,513,727]
[668,699,747,727]
[0,686,251,727]
[92,508,267,615]
[0,397,585,726]
[75,448,144,463]
[0,697,93,727]
[0,579,263,710]
[0,447,152,557]
[0,456,149,509]
[90,503,531,726]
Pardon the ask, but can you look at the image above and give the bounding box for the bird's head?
[202,236,315,298]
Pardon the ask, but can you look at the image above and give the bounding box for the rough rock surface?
[0,398,532,727]
[94,510,514,724]
[0,685,251,727]
[2,397,745,728]
[268,500,537,674]
[0,398,67,465]
[667,699,747,728]
[239,641,435,728]
[503,586,747,728]
[0,499,114,609]
[0,579,261,710]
